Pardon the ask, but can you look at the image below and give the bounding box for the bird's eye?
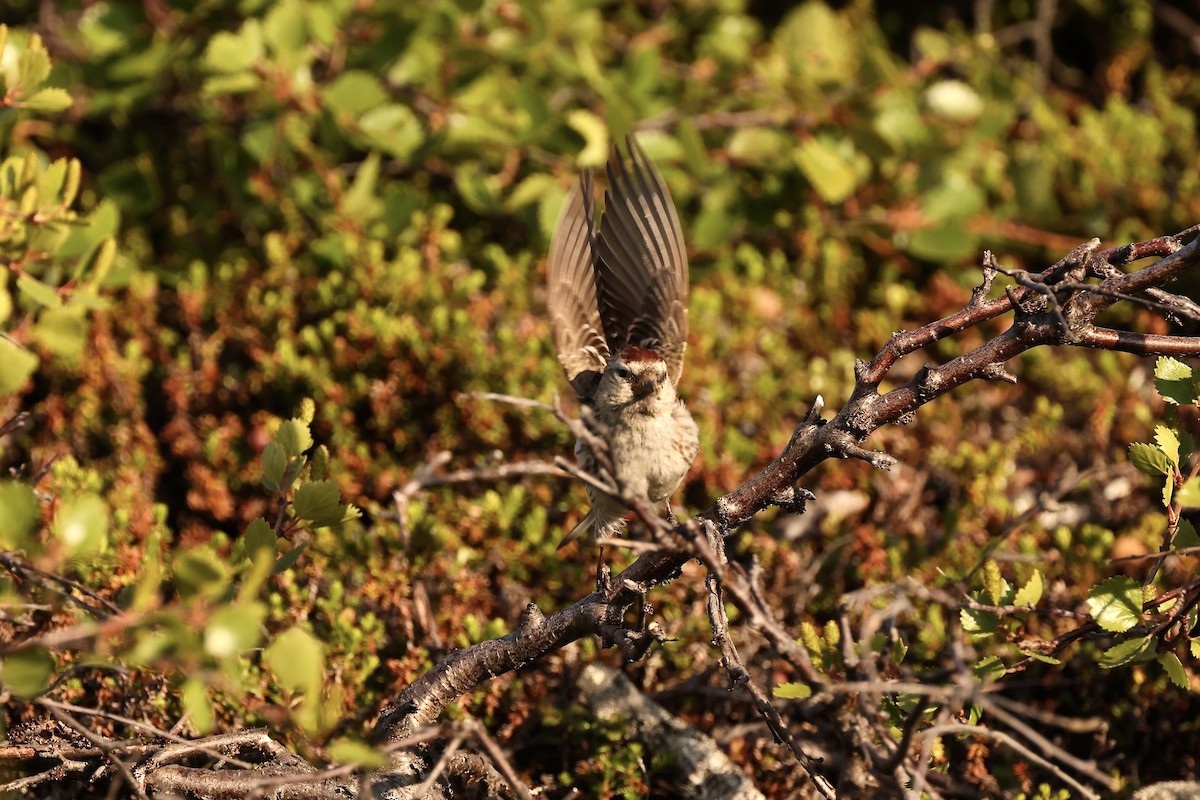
[614,366,631,381]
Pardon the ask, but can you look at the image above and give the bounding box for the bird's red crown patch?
[620,346,660,363]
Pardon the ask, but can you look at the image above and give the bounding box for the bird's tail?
[557,512,593,550]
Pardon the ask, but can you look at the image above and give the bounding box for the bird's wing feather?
[547,170,609,398]
[594,135,689,385]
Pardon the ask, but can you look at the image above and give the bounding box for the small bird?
[547,134,700,549]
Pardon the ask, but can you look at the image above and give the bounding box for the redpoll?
[547,135,700,548]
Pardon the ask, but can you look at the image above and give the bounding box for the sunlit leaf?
[1158,652,1190,690]
[1129,443,1171,476]
[773,682,812,699]
[1155,357,1196,406]
[1098,636,1155,668]
[275,418,313,459]
[1087,577,1142,633]
[1014,570,1044,607]
[1155,426,1181,466]
[21,87,72,113]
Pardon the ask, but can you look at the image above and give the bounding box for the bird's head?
[594,347,675,416]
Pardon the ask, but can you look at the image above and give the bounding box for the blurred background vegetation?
[1,0,1198,796]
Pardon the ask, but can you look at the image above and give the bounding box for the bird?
[547,134,700,550]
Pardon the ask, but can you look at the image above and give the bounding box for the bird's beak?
[633,375,659,399]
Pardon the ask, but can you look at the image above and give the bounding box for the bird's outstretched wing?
[594,135,690,385]
[547,170,610,399]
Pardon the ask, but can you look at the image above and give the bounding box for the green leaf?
[17,34,52,89]
[204,603,266,658]
[201,72,261,97]
[341,152,381,220]
[1019,651,1062,665]
[1087,576,1142,633]
[727,128,791,164]
[1155,356,1196,405]
[1155,356,1193,381]
[323,71,388,117]
[1192,639,1200,661]
[173,547,231,599]
[271,542,308,575]
[358,104,423,161]
[773,682,812,699]
[78,237,118,284]
[903,224,978,264]
[242,518,277,562]
[2,647,54,698]
[329,738,390,769]
[504,174,556,213]
[774,2,854,86]
[263,0,308,65]
[795,137,860,204]
[16,274,62,308]
[0,482,40,550]
[203,21,264,74]
[0,338,38,396]
[1174,519,1200,550]
[261,440,287,491]
[1158,652,1190,690]
[36,158,67,201]
[275,418,313,459]
[1129,442,1171,476]
[1098,636,1155,668]
[692,183,738,250]
[960,607,999,639]
[921,173,986,223]
[32,306,88,361]
[971,655,1006,682]
[284,454,309,489]
[58,199,121,259]
[565,109,609,168]
[454,165,500,214]
[181,678,215,735]
[1180,431,1196,462]
[54,494,108,555]
[1155,426,1181,466]
[21,88,72,113]
[1178,478,1200,508]
[265,627,323,694]
[293,480,341,525]
[1014,570,1044,607]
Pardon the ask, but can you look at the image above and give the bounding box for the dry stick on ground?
[7,228,1200,799]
